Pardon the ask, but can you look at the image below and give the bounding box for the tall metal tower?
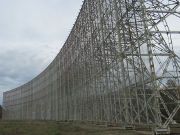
[108,0,180,132]
[2,0,180,134]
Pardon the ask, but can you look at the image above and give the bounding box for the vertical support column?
[113,0,129,125]
[139,0,161,126]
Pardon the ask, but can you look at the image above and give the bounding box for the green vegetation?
[0,121,151,135]
[0,105,2,119]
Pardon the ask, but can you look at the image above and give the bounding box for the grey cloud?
[0,0,82,104]
[0,0,82,42]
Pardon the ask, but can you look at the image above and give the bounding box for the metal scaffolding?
[3,0,180,132]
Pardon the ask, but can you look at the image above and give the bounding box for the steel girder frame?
[2,0,180,130]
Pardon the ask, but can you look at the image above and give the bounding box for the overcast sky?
[0,0,179,104]
[0,0,83,103]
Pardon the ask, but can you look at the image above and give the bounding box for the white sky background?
[0,0,83,103]
[0,0,180,104]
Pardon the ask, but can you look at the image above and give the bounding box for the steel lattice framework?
[3,0,180,132]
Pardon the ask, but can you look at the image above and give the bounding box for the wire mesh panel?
[3,0,180,129]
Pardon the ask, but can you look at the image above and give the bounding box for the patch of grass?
[0,121,151,135]
[0,121,59,135]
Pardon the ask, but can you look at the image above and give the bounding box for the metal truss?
[3,0,180,132]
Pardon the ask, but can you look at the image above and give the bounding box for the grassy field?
[0,121,153,135]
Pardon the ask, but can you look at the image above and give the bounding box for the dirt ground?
[0,121,154,135]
